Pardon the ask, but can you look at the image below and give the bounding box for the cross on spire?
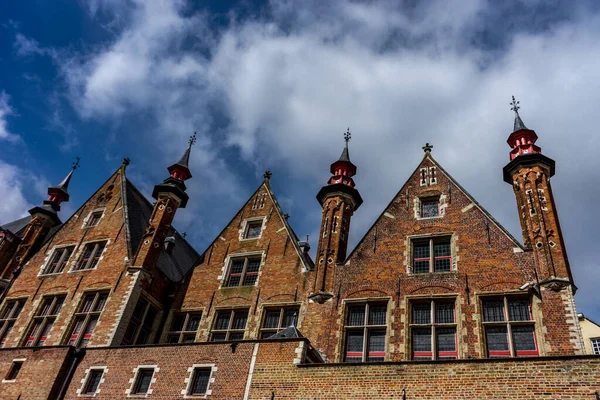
[188,131,197,147]
[510,95,521,115]
[72,156,81,171]
[344,128,351,145]
[422,143,433,153]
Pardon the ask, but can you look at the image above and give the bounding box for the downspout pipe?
[56,348,86,399]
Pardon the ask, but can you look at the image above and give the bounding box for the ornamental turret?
[311,129,363,303]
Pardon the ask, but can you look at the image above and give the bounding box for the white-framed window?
[410,299,457,360]
[66,291,109,348]
[77,367,107,397]
[41,245,75,275]
[591,338,600,355]
[210,309,248,341]
[239,217,265,241]
[420,196,440,218]
[2,358,25,383]
[224,256,261,287]
[412,236,452,273]
[23,295,65,347]
[82,209,105,229]
[127,365,158,397]
[72,241,107,272]
[0,298,26,347]
[182,364,216,398]
[166,311,202,343]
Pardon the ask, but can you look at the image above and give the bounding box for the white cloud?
[0,160,33,224]
[0,91,18,142]
[29,0,600,317]
[14,33,45,57]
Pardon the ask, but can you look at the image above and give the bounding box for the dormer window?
[421,197,440,218]
[242,219,264,240]
[83,210,104,228]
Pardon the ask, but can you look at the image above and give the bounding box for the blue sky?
[1,0,599,321]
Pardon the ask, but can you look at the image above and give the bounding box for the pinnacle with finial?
[72,156,81,171]
[422,143,433,153]
[344,128,351,145]
[264,170,272,180]
[188,131,197,147]
[510,95,520,114]
[510,95,528,131]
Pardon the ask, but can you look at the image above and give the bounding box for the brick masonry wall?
[0,346,72,399]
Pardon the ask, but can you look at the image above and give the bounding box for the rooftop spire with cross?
[510,95,528,131]
[422,143,433,153]
[188,131,197,147]
[344,127,351,146]
[72,156,81,171]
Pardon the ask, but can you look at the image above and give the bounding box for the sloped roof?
[265,325,304,339]
[122,178,201,282]
[0,216,33,238]
[344,152,524,263]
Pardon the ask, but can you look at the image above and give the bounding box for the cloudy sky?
[1,0,599,320]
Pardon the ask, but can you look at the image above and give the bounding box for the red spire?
[327,128,357,187]
[167,132,196,181]
[507,96,541,160]
[47,157,80,207]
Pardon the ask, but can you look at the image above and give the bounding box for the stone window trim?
[340,297,392,363]
[65,291,110,348]
[238,216,267,241]
[39,244,77,276]
[591,338,600,355]
[126,365,159,397]
[69,239,110,273]
[414,193,447,220]
[218,251,265,289]
[478,293,539,358]
[165,309,204,344]
[23,293,66,347]
[81,208,106,229]
[404,294,461,361]
[2,358,25,383]
[0,297,27,348]
[209,307,250,341]
[76,366,108,397]
[406,233,458,274]
[259,303,301,339]
[181,364,217,398]
[409,298,458,360]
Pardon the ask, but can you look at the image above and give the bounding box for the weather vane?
[510,95,521,115]
[189,131,197,147]
[72,156,81,171]
[344,128,351,144]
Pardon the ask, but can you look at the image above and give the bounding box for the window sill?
[38,272,64,277]
[239,237,260,241]
[409,271,457,275]
[1,379,16,383]
[416,216,443,220]
[68,268,98,274]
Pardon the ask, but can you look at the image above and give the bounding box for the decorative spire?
[167,132,196,181]
[327,128,357,186]
[338,128,352,162]
[123,157,130,166]
[510,95,528,132]
[422,143,433,153]
[47,156,80,205]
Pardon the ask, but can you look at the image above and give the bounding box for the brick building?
[0,102,598,399]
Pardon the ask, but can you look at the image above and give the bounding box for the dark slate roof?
[0,216,32,238]
[265,325,304,339]
[123,178,201,282]
[175,146,192,169]
[338,145,351,162]
[48,169,74,200]
[513,113,528,132]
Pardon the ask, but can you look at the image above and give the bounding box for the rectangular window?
[73,241,107,271]
[244,220,263,239]
[166,312,202,343]
[82,369,104,395]
[86,211,103,227]
[210,309,248,341]
[121,297,159,345]
[188,368,211,396]
[4,360,23,381]
[132,368,154,395]
[225,256,261,287]
[412,237,452,274]
[410,300,457,360]
[42,246,75,275]
[482,297,538,358]
[0,299,25,348]
[343,302,387,362]
[421,197,440,218]
[260,306,299,338]
[66,292,108,348]
[592,338,600,355]
[24,295,65,347]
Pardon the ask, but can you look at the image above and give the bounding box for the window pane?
[345,330,364,362]
[39,298,54,316]
[512,325,536,352]
[186,314,201,331]
[133,298,148,319]
[232,311,248,330]
[412,303,431,325]
[246,222,262,238]
[93,293,108,312]
[367,330,386,361]
[171,314,185,331]
[80,294,95,313]
[135,370,154,394]
[51,297,64,315]
[508,300,530,321]
[227,276,241,287]
[182,334,196,343]
[263,310,280,329]
[242,274,258,286]
[167,334,180,343]
[485,326,509,356]
[435,303,454,324]
[282,309,298,327]
[230,260,244,274]
[6,362,22,380]
[0,321,15,347]
[413,260,430,274]
[483,300,505,322]
[347,306,365,326]
[412,328,432,352]
[591,339,600,355]
[368,305,386,326]
[436,328,456,354]
[422,201,439,217]
[215,312,231,330]
[84,370,103,394]
[190,369,211,395]
[246,259,260,273]
[80,316,98,348]
[211,333,226,341]
[434,258,451,272]
[413,243,430,259]
[228,332,244,341]
[433,242,451,257]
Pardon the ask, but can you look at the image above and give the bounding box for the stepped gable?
[122,178,201,282]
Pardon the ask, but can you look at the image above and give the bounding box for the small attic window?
[421,197,440,218]
[84,210,104,228]
[243,220,263,239]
